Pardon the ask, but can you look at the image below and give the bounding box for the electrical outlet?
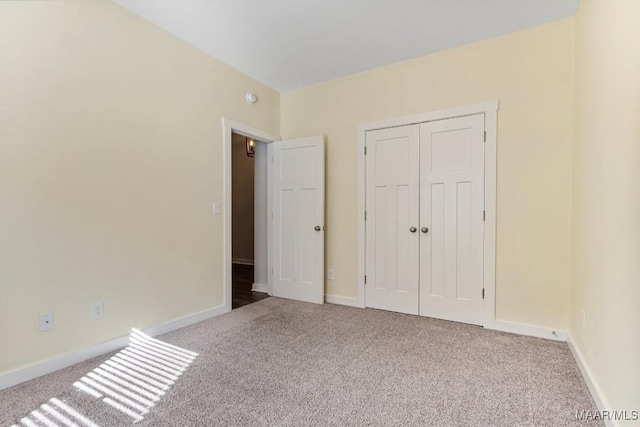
[212,201,221,215]
[39,313,54,332]
[581,310,586,332]
[91,302,104,320]
[327,269,335,281]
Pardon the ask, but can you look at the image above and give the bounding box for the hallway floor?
[232,263,269,309]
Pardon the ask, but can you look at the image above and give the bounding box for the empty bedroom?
[0,0,638,426]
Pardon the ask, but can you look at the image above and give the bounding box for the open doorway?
[231,131,270,309]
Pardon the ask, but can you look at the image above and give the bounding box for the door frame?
[222,118,280,312]
[356,101,499,328]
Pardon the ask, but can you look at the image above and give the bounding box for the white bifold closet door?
[365,114,485,325]
[365,125,420,315]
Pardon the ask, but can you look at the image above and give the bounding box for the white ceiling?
[112,0,579,92]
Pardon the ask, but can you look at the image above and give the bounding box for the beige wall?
[231,133,255,263]
[0,1,279,374]
[282,18,575,330]
[6,4,637,415]
[570,0,640,418]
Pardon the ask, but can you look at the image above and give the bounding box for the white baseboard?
[326,298,566,341]
[252,282,268,293]
[0,304,228,391]
[325,294,362,308]
[489,320,567,341]
[567,334,615,427]
[232,258,254,266]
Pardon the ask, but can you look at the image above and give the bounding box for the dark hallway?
[232,263,269,309]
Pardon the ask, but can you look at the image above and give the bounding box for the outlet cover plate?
[39,313,54,332]
[91,302,104,320]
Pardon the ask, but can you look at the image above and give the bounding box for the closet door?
[365,125,420,315]
[419,114,485,325]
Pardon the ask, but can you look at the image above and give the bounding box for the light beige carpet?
[1,298,601,426]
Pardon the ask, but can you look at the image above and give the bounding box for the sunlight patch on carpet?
[12,329,197,426]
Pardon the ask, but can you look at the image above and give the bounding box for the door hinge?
[364,146,367,155]
[483,210,486,221]
[364,211,367,221]
[484,131,487,142]
[364,275,367,284]
[482,288,485,299]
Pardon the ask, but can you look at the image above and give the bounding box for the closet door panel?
[365,125,420,315]
[419,114,485,325]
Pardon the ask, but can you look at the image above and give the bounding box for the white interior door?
[419,114,485,325]
[272,136,325,304]
[365,125,420,315]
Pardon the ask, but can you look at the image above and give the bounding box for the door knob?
[314,225,322,231]
[409,227,417,233]
[421,227,429,233]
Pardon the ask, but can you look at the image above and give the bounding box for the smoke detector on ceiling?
[246,92,258,104]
